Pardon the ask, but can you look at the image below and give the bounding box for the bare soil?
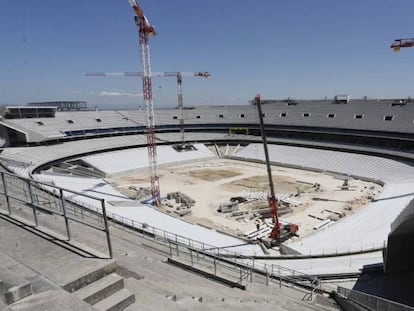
[106,158,382,240]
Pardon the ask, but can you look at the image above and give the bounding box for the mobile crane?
[254,94,299,247]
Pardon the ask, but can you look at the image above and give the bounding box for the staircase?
[72,272,135,311]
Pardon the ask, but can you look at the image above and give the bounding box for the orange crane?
[86,71,211,146]
[391,38,414,52]
[128,0,160,206]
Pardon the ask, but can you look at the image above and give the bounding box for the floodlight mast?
[128,0,160,206]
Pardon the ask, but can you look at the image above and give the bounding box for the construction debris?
[163,191,195,217]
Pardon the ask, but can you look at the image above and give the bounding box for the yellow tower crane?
[391,38,414,52]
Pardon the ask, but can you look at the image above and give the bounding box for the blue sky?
[1,1,414,109]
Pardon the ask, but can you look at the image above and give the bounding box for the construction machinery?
[254,94,299,246]
[86,71,210,147]
[172,71,210,148]
[391,38,414,52]
[128,0,160,206]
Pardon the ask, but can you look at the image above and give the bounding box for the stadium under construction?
[0,96,413,310]
[1,1,414,310]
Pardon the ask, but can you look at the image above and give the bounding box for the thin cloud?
[99,91,142,98]
[225,96,238,101]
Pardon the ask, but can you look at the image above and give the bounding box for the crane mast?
[177,73,185,145]
[128,0,160,206]
[174,72,210,146]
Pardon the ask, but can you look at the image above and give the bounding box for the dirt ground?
[107,158,382,240]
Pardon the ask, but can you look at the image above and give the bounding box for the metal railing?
[284,241,388,258]
[107,210,320,300]
[0,170,318,299]
[337,286,414,311]
[0,171,113,259]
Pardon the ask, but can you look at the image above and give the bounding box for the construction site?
[107,156,381,246]
[1,0,414,310]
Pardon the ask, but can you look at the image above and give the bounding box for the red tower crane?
[86,71,210,146]
[128,0,160,206]
[391,38,414,52]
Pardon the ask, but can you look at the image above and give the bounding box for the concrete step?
[75,273,124,305]
[124,278,182,311]
[63,261,117,293]
[9,289,96,311]
[167,257,246,290]
[93,288,135,311]
[4,278,33,305]
[312,294,341,310]
[167,253,255,287]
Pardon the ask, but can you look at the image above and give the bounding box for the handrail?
[0,170,319,296]
[1,168,394,294]
[0,171,112,258]
[106,209,319,293]
[337,286,414,311]
[6,170,320,295]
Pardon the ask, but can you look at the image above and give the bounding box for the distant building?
[28,101,87,111]
[0,106,56,119]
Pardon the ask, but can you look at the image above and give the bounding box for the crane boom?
[254,94,299,247]
[128,0,156,35]
[86,71,210,78]
[86,71,210,146]
[391,38,414,52]
[129,0,160,206]
[255,94,280,239]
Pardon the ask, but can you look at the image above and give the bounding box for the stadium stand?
[0,134,412,272]
[0,98,413,147]
[81,143,215,176]
[233,143,414,255]
[0,98,413,309]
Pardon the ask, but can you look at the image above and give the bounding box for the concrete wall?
[384,199,414,274]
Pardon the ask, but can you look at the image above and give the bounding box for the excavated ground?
[107,158,381,239]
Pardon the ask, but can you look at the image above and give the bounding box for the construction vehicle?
[254,94,299,247]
